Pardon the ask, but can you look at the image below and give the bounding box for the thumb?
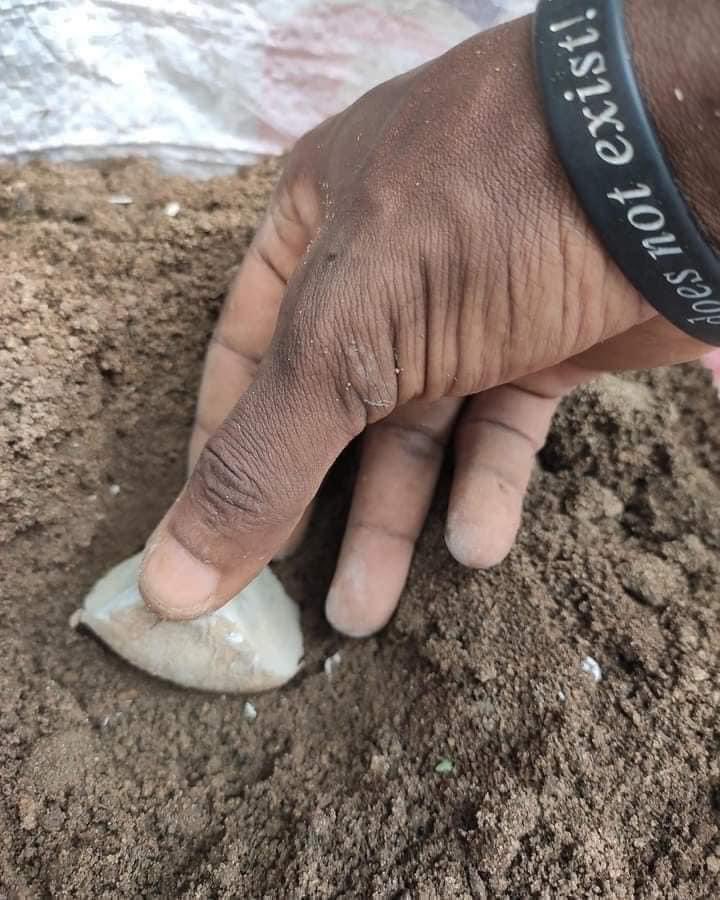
[139,332,365,620]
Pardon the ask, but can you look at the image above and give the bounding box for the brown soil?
[2,159,720,899]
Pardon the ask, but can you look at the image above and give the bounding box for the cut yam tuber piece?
[71,552,303,692]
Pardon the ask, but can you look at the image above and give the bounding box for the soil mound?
[1,160,719,898]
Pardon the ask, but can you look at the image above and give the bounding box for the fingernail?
[139,533,220,619]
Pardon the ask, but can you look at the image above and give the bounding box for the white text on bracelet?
[550,8,720,327]
[607,182,720,324]
[552,8,633,166]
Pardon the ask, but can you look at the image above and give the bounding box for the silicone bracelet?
[535,0,720,346]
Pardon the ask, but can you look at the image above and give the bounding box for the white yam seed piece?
[71,552,302,692]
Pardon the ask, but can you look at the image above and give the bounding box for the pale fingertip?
[139,532,220,620]
[271,528,303,561]
[325,555,394,638]
[325,595,379,638]
[444,514,514,570]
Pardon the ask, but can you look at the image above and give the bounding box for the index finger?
[189,185,316,469]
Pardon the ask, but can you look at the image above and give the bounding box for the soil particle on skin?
[2,159,720,899]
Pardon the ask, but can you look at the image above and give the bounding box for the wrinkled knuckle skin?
[291,238,402,426]
[188,429,273,535]
[337,299,401,423]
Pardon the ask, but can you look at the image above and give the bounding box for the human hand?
[139,12,711,636]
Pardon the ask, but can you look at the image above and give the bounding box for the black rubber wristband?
[535,0,720,346]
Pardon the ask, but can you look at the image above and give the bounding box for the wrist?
[534,0,720,346]
[625,0,720,249]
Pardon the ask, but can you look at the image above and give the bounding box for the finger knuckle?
[287,254,400,426]
[189,430,272,533]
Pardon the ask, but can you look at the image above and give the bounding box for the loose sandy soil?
[1,159,719,899]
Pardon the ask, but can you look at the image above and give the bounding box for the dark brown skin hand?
[139,4,718,636]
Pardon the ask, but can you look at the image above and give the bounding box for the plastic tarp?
[2,0,534,176]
